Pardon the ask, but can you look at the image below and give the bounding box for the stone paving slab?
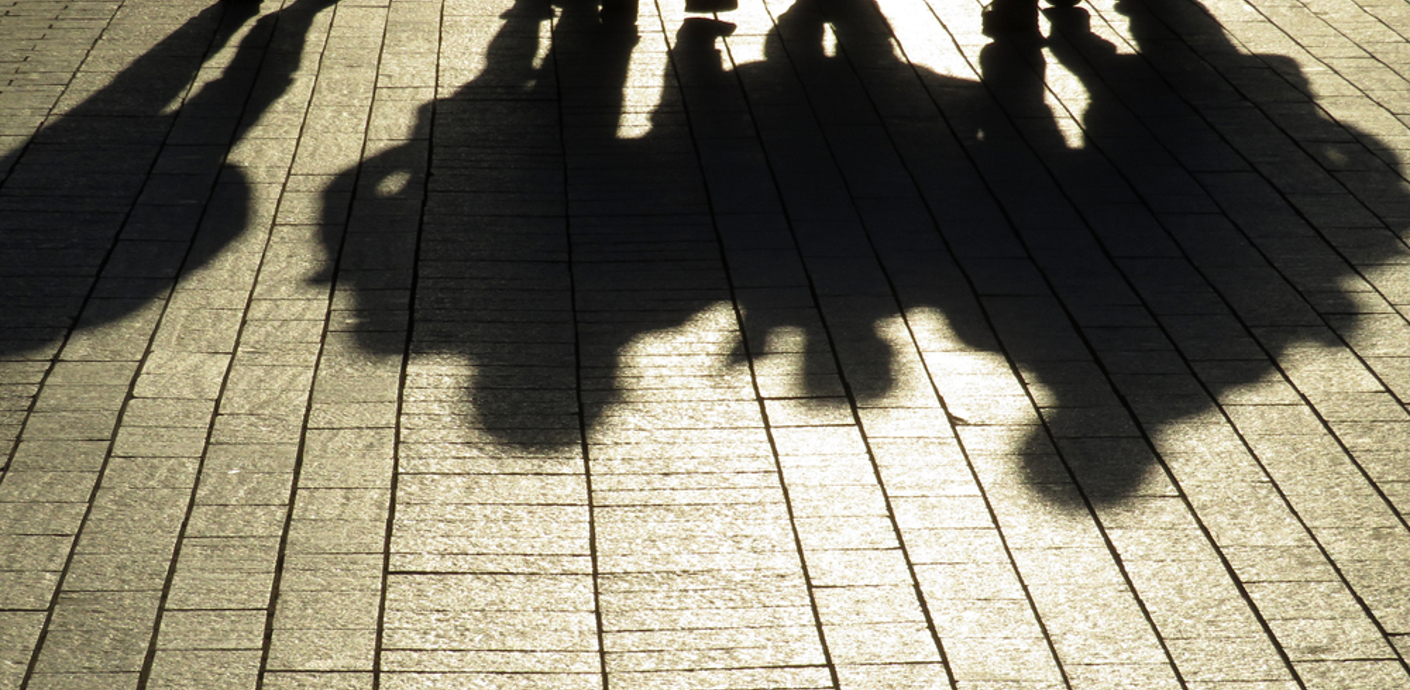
[2,0,1410,685]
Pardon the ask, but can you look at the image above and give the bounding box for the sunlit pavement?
[2,0,1410,684]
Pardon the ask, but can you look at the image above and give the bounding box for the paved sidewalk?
[3,0,1410,684]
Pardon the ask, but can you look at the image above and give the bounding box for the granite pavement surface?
[2,0,1410,685]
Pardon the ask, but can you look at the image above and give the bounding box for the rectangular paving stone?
[145,650,261,690]
[157,610,268,651]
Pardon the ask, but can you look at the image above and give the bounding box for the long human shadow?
[754,0,1410,504]
[324,0,1410,505]
[986,0,1410,502]
[0,0,338,362]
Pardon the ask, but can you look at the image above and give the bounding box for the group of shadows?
[4,0,1409,506]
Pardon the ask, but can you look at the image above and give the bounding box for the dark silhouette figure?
[321,0,984,451]
[321,0,1410,506]
[982,0,1078,36]
[0,0,338,362]
[1005,0,1410,503]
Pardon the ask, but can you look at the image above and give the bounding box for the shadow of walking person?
[322,0,1410,512]
[722,0,1409,507]
[0,0,339,363]
[317,0,609,453]
[322,0,974,453]
[981,0,1410,504]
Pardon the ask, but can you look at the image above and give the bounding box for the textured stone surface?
[3,0,1410,685]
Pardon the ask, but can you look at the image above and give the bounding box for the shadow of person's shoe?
[685,0,740,13]
[599,0,638,27]
[982,0,1041,37]
[677,16,738,44]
